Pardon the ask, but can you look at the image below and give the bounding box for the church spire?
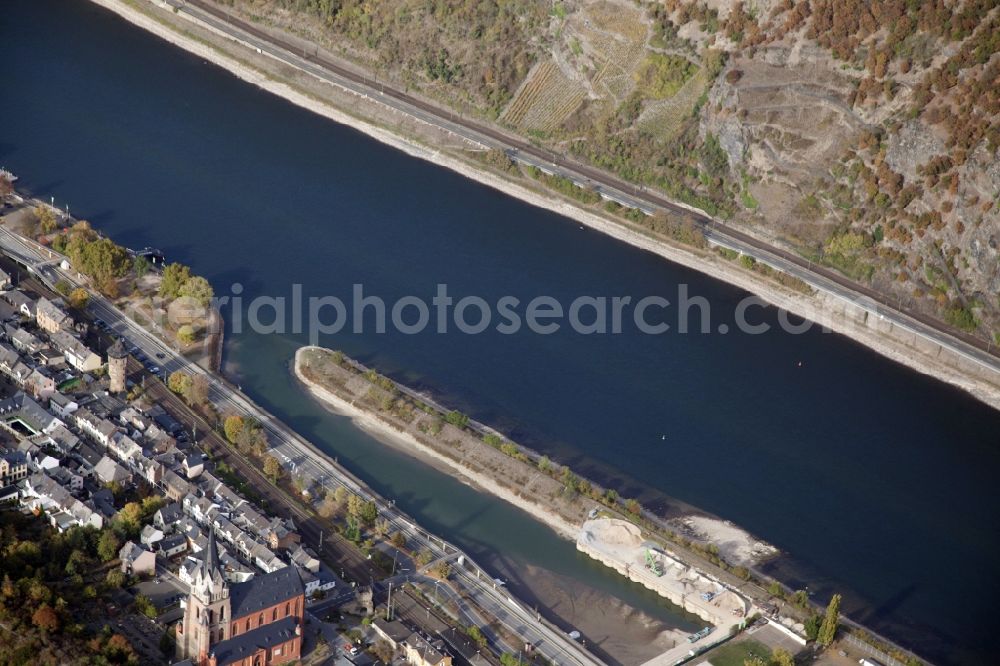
[193,530,227,602]
[206,529,220,574]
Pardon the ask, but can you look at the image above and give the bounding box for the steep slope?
[222,0,1000,341]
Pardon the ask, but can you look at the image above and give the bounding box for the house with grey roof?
[48,392,79,419]
[36,297,73,333]
[289,545,320,574]
[6,325,43,354]
[153,501,183,531]
[47,466,83,492]
[94,455,130,485]
[158,533,188,558]
[0,450,29,487]
[162,469,195,501]
[403,632,453,666]
[119,541,156,576]
[0,342,19,372]
[45,423,79,454]
[141,524,165,548]
[21,472,103,531]
[0,391,63,436]
[49,330,101,372]
[2,290,36,318]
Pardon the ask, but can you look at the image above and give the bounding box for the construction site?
[577,518,751,635]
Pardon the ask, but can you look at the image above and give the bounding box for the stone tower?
[177,532,231,664]
[107,338,128,394]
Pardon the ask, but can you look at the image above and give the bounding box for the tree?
[177,324,197,345]
[65,548,91,577]
[188,374,209,407]
[105,634,134,661]
[771,648,794,666]
[466,625,487,648]
[817,593,841,646]
[32,604,59,632]
[625,498,642,515]
[97,530,121,562]
[263,455,283,483]
[803,613,822,640]
[390,531,406,549]
[34,205,58,234]
[373,639,395,663]
[346,493,364,519]
[159,263,191,300]
[75,238,130,290]
[317,491,340,519]
[168,370,193,398]
[68,287,89,309]
[373,518,390,538]
[178,276,214,307]
[133,255,151,278]
[358,500,378,525]
[115,502,144,536]
[224,414,245,444]
[105,569,127,588]
[237,424,268,457]
[135,593,157,618]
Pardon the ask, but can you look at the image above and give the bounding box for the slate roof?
[209,616,298,666]
[229,566,303,620]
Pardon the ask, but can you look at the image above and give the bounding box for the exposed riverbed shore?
[88,0,1000,412]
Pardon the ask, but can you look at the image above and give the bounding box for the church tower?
[107,338,128,394]
[177,532,231,664]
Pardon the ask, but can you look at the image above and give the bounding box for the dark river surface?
[3,1,999,662]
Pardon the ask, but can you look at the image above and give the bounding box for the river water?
[3,1,999,662]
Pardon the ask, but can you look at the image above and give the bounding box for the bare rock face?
[885,120,947,183]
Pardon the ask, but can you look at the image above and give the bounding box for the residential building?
[0,391,63,436]
[403,633,453,666]
[154,501,184,531]
[35,297,72,333]
[50,330,101,372]
[48,392,79,419]
[6,326,43,354]
[3,290,35,318]
[94,455,130,485]
[141,524,165,547]
[119,541,156,576]
[159,533,189,558]
[0,450,29,487]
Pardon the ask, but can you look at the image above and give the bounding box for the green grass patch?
[702,638,771,666]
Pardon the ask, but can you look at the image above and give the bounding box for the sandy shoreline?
[293,346,779,572]
[293,348,581,541]
[88,0,1000,411]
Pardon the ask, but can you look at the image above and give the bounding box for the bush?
[636,53,699,99]
[445,411,469,429]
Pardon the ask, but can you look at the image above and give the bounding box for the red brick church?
[175,533,305,666]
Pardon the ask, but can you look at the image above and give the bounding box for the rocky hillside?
[225,0,999,341]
